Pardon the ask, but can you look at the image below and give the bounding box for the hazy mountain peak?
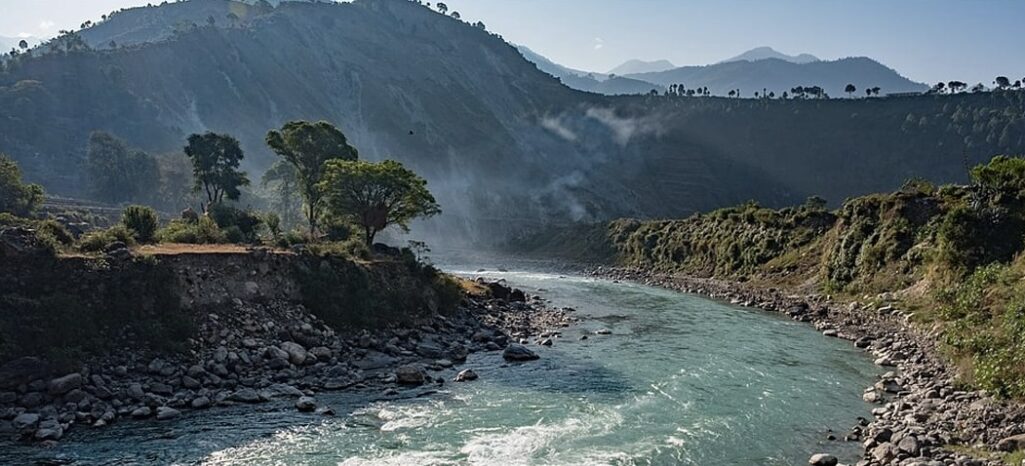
[608,59,676,76]
[721,46,819,64]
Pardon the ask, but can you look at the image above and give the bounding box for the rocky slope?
[0,246,574,444]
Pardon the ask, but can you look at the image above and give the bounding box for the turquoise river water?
[0,266,879,465]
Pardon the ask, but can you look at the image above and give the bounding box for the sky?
[0,0,1022,85]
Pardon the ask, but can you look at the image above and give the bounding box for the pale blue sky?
[1,0,1021,85]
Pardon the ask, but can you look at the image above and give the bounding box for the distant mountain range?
[608,59,676,75]
[517,45,664,95]
[720,46,819,64]
[518,46,927,97]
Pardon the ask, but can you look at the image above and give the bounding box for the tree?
[261,160,302,229]
[845,83,856,97]
[995,76,1011,89]
[451,11,461,19]
[0,154,44,217]
[437,2,448,13]
[184,132,250,206]
[17,40,28,50]
[266,121,358,236]
[319,159,441,246]
[86,132,160,204]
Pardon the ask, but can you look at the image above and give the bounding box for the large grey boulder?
[454,369,479,382]
[295,396,317,412]
[808,453,837,466]
[34,419,63,441]
[502,344,539,361]
[47,373,83,396]
[279,341,308,366]
[156,407,181,421]
[395,365,426,385]
[12,413,40,431]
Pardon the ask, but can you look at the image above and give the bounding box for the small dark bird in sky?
[409,130,415,135]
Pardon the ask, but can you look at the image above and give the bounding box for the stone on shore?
[34,419,63,441]
[808,453,837,466]
[454,369,479,382]
[156,407,181,421]
[295,396,317,412]
[279,341,309,365]
[130,407,152,419]
[502,344,539,361]
[395,365,426,385]
[47,373,83,396]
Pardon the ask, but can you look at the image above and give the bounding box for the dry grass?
[134,244,293,256]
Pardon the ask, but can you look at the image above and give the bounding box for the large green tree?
[260,160,302,229]
[319,159,441,246]
[86,132,160,204]
[184,132,250,205]
[0,154,44,216]
[266,121,358,236]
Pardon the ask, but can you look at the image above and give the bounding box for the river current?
[1,266,878,465]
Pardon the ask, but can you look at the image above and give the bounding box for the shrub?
[121,205,159,243]
[0,154,44,216]
[264,212,281,238]
[78,225,136,252]
[208,204,263,243]
[971,155,1025,195]
[157,216,226,244]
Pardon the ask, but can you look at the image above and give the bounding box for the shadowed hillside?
[0,0,1022,245]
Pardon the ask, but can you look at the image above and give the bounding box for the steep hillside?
[627,56,927,97]
[0,0,1021,245]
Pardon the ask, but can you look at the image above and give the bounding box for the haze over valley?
[1,2,1024,465]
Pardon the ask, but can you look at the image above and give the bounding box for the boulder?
[156,407,181,421]
[12,413,40,431]
[997,433,1025,452]
[47,373,83,396]
[395,365,426,385]
[295,396,317,412]
[279,341,308,366]
[502,344,539,361]
[897,435,920,456]
[228,388,263,403]
[191,396,211,409]
[808,453,837,466]
[130,407,152,419]
[454,369,479,382]
[34,419,63,441]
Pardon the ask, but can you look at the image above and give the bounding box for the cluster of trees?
[645,75,1025,101]
[3,120,441,251]
[931,77,1024,95]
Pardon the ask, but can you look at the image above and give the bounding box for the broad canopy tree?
[319,159,441,246]
[184,132,250,206]
[86,131,160,205]
[266,121,358,236]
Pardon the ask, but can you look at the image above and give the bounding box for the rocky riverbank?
[589,266,1025,466]
[0,278,574,445]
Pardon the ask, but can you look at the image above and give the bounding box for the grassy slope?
[524,158,1025,399]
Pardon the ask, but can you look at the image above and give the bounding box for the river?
[1,266,879,465]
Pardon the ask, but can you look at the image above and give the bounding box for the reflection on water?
[0,261,878,466]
